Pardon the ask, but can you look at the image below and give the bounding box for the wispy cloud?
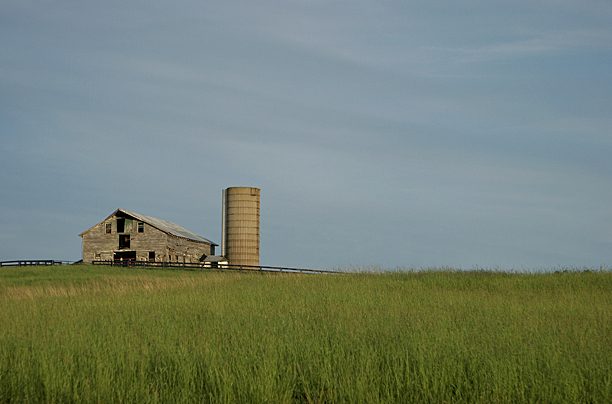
[426,28,612,63]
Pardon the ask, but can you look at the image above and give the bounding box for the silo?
[222,187,260,267]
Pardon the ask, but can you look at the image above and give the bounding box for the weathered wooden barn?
[79,209,219,264]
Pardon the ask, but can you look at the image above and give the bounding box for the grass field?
[1,265,611,403]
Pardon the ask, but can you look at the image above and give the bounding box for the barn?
[79,209,220,264]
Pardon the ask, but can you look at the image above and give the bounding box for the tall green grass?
[1,266,611,403]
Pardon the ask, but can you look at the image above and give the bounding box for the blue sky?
[1,0,611,270]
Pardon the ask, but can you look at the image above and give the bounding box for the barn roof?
[80,209,218,246]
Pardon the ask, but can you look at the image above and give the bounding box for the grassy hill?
[1,265,611,403]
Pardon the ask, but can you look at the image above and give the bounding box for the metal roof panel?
[118,209,218,245]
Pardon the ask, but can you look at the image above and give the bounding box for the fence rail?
[0,260,66,267]
[91,260,338,274]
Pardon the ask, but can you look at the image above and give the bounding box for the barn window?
[137,222,144,233]
[105,223,111,234]
[149,252,155,262]
[119,234,130,249]
[117,218,125,233]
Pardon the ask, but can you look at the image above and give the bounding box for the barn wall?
[81,220,119,262]
[131,223,167,261]
[165,236,214,263]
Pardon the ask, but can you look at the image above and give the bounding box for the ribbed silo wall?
[222,187,260,267]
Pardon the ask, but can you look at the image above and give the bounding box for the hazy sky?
[2,0,611,270]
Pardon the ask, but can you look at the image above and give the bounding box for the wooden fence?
[0,259,338,274]
[0,260,66,267]
[90,260,338,274]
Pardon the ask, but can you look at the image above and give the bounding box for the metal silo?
[222,187,260,267]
